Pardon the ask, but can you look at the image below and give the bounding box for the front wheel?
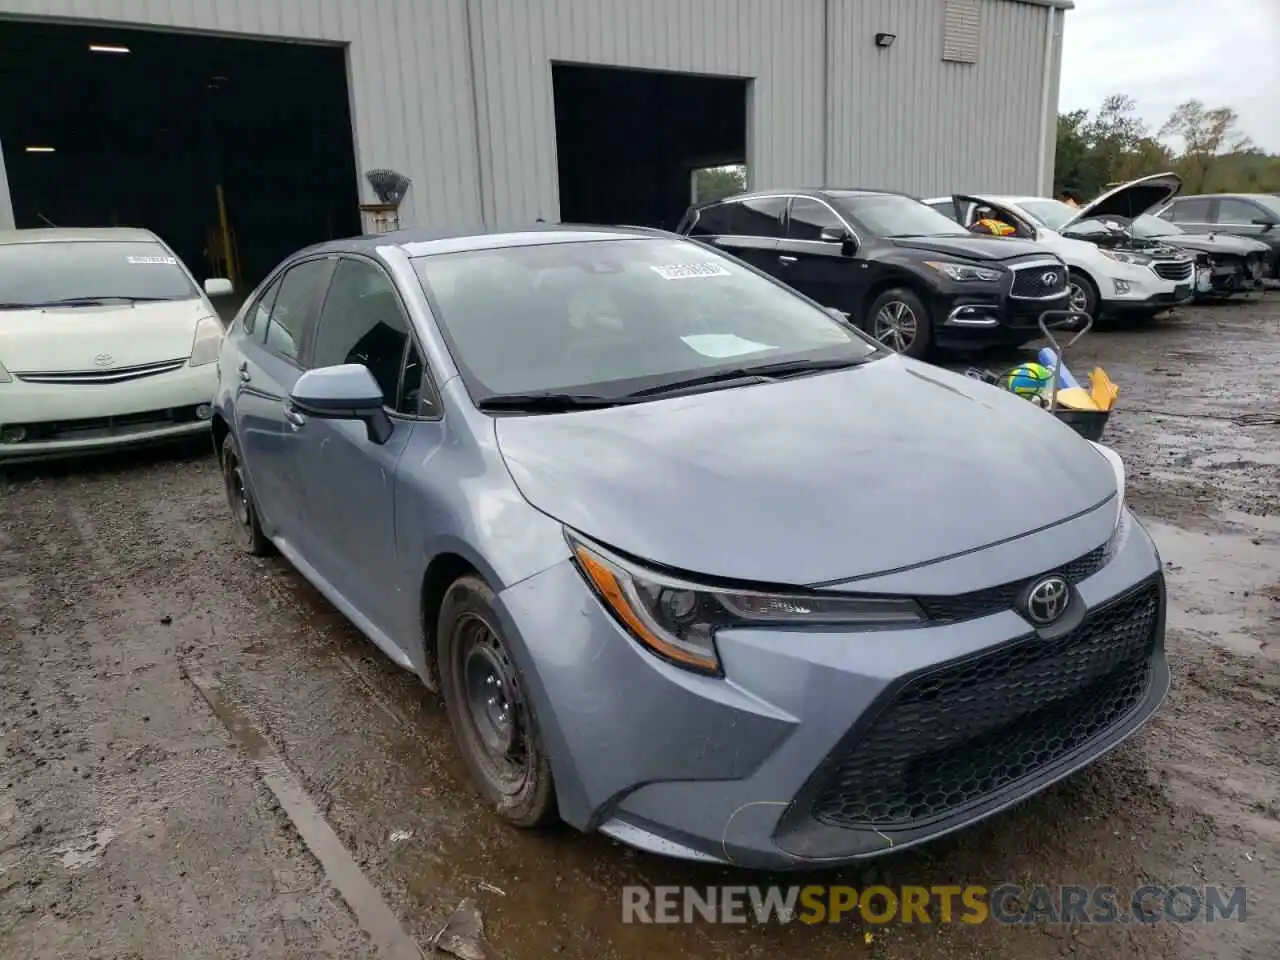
[220,433,272,556]
[866,288,933,359]
[438,575,557,828]
[1067,270,1099,321]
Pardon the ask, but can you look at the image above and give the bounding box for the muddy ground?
[2,295,1277,960]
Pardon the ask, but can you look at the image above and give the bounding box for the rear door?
[776,195,862,312]
[684,197,786,275]
[233,255,336,543]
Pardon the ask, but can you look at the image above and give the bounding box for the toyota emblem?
[1041,271,1059,287]
[94,353,114,367]
[1025,576,1069,625]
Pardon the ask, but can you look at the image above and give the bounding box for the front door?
[777,196,864,314]
[293,255,429,642]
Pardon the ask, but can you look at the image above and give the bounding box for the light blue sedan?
[212,225,1169,870]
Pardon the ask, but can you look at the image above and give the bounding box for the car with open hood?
[0,227,231,463]
[212,224,1169,870]
[675,188,1070,359]
[924,173,1198,319]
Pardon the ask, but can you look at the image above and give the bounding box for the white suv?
[924,173,1196,319]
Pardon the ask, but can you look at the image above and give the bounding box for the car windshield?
[413,237,879,401]
[832,194,971,238]
[1131,214,1182,238]
[1016,199,1079,231]
[0,240,198,309]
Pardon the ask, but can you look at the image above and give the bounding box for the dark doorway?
[551,64,748,231]
[0,20,361,289]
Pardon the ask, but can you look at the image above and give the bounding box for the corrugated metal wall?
[0,0,1065,228]
[827,0,1058,198]
[0,0,484,228]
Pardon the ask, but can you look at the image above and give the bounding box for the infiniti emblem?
[94,353,114,367]
[1025,575,1069,625]
[1041,271,1059,286]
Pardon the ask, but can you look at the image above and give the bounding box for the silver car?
[212,226,1168,869]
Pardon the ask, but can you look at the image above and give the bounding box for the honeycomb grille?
[916,544,1108,624]
[808,581,1160,829]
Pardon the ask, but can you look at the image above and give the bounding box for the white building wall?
[0,0,1069,230]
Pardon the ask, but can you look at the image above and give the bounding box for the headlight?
[923,261,1004,282]
[188,316,226,367]
[1099,249,1153,267]
[567,532,923,676]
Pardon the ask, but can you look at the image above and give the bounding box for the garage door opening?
[552,64,748,230]
[0,20,361,292]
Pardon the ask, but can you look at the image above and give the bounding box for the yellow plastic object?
[1089,367,1119,411]
[1056,386,1100,411]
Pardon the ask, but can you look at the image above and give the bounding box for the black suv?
[676,188,1070,357]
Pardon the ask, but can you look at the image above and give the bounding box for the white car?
[0,227,231,463]
[924,173,1196,319]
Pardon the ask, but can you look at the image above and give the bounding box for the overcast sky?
[1058,0,1280,153]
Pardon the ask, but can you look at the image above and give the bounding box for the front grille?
[1010,264,1069,300]
[808,580,1160,829]
[4,405,205,443]
[15,358,187,385]
[1153,260,1193,281]
[916,544,1107,624]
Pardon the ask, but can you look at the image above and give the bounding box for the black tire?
[1067,270,1099,322]
[866,287,933,359]
[437,575,557,828]
[220,433,272,556]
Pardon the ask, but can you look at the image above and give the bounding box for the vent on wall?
[943,0,982,64]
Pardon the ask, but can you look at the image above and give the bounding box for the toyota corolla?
[212,225,1169,869]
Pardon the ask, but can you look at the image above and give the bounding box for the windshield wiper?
[21,295,171,307]
[627,356,873,399]
[476,392,629,412]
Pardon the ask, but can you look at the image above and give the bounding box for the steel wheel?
[873,300,919,353]
[455,612,533,795]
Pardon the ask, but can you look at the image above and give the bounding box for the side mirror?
[204,277,234,297]
[289,364,393,445]
[819,226,850,244]
[1250,217,1277,229]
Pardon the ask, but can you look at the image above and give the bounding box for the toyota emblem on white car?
[1025,576,1069,625]
[94,353,114,367]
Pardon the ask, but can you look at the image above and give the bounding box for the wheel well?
[1067,266,1099,295]
[211,413,230,461]
[420,553,480,687]
[861,278,922,324]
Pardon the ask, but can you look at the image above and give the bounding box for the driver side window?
[312,257,429,416]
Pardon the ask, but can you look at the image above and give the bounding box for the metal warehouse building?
[0,0,1068,286]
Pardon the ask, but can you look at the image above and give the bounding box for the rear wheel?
[220,434,272,556]
[867,288,932,359]
[438,576,557,828]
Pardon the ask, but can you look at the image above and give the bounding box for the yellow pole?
[215,183,237,290]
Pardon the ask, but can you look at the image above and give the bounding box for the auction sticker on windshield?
[126,255,178,265]
[651,263,731,280]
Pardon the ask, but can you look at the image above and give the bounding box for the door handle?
[283,403,306,429]
[778,255,798,265]
[238,361,251,383]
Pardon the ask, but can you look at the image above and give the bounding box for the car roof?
[290,223,679,260]
[694,187,909,209]
[0,226,161,246]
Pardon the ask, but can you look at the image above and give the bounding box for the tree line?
[1055,95,1280,199]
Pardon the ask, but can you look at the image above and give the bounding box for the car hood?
[1063,172,1182,229]
[0,298,211,373]
[495,357,1118,586]
[1152,232,1271,256]
[888,234,1048,262]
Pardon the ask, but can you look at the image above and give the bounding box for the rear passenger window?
[242,276,282,342]
[688,202,736,237]
[264,258,335,363]
[1168,199,1211,223]
[735,197,787,238]
[789,198,847,239]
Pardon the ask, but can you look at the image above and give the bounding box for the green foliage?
[692,165,747,204]
[1055,94,1279,199]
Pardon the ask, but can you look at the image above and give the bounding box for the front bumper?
[928,262,1071,347]
[496,508,1168,870]
[1096,260,1194,313]
[0,363,216,462]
